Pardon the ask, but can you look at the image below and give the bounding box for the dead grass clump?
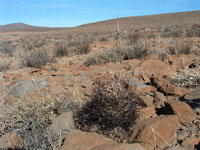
[20,49,55,69]
[75,75,140,143]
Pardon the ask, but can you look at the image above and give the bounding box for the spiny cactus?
[75,75,140,142]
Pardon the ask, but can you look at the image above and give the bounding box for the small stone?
[177,129,189,141]
[0,132,22,149]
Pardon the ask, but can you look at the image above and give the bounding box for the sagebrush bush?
[55,43,69,57]
[75,44,90,55]
[185,26,200,37]
[84,41,150,66]
[99,37,108,42]
[84,48,124,66]
[168,40,191,55]
[162,26,183,38]
[0,60,10,72]
[127,33,141,44]
[75,75,140,142]
[0,41,15,57]
[124,45,149,60]
[21,49,55,69]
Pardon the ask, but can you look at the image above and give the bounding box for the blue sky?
[0,0,199,27]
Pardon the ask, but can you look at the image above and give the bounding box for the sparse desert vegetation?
[0,11,199,150]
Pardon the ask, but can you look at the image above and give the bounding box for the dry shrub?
[0,97,56,149]
[0,94,80,150]
[84,47,124,66]
[68,39,91,55]
[20,49,55,69]
[84,40,150,66]
[75,75,140,143]
[0,40,15,57]
[171,68,200,89]
[168,40,191,55]
[99,37,108,42]
[55,42,69,57]
[127,33,141,44]
[185,25,200,37]
[124,44,149,60]
[74,44,90,55]
[0,60,10,72]
[162,26,183,38]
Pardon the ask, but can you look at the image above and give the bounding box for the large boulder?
[184,87,200,108]
[137,59,175,76]
[59,130,114,150]
[151,77,188,97]
[167,100,197,124]
[8,79,49,98]
[49,111,75,146]
[129,115,179,150]
[90,143,146,150]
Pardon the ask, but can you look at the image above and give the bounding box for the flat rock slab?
[184,87,200,108]
[59,130,114,150]
[129,115,179,150]
[8,79,49,98]
[167,100,197,125]
[90,143,146,150]
[49,111,75,145]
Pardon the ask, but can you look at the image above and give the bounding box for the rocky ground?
[0,24,199,150]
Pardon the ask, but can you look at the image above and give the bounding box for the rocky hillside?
[0,12,199,150]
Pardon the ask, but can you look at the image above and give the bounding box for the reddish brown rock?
[140,73,151,84]
[154,91,167,108]
[50,112,75,146]
[167,100,197,124]
[3,72,10,79]
[59,130,114,150]
[181,137,200,150]
[151,77,188,97]
[137,59,175,76]
[0,132,22,149]
[76,65,91,71]
[130,85,157,96]
[90,143,146,150]
[129,115,179,150]
[138,95,154,107]
[138,107,157,120]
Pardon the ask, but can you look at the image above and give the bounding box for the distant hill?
[77,10,200,32]
[0,10,199,32]
[0,22,63,32]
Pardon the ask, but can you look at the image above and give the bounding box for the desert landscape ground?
[0,11,199,150]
